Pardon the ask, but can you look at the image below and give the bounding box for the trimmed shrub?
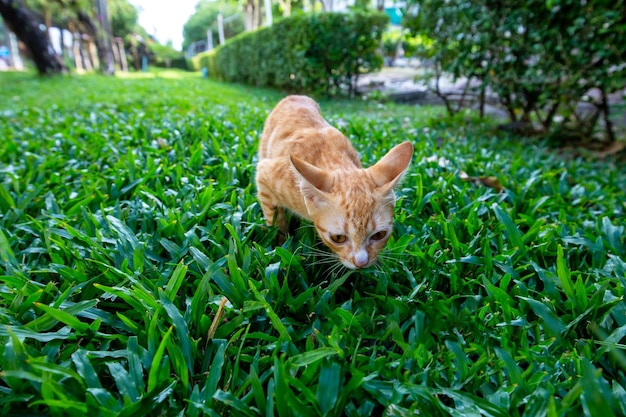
[150,42,188,70]
[203,12,389,95]
[168,56,189,70]
[187,56,201,71]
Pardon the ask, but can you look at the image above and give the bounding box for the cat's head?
[290,141,413,269]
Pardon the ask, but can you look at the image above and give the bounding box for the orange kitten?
[256,95,413,269]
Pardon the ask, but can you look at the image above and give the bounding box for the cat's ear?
[290,156,333,196]
[368,141,413,190]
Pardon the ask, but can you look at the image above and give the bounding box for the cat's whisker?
[295,223,317,232]
[310,258,338,266]
[303,251,330,258]
[381,199,396,210]
[325,260,347,279]
[302,243,333,258]
[302,241,328,251]
[303,249,334,260]
[302,243,341,267]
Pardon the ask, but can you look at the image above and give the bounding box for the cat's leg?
[256,160,289,233]
[258,193,287,233]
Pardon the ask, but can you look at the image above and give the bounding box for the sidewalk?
[357,66,509,119]
[358,67,626,128]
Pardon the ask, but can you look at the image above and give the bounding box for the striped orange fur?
[256,95,413,269]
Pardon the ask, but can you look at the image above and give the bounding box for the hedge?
[187,56,201,72]
[196,12,389,95]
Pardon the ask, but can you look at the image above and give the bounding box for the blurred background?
[1,0,624,145]
[0,0,406,74]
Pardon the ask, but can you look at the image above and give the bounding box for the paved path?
[358,67,626,129]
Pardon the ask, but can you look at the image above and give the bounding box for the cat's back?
[259,96,331,159]
[266,95,326,128]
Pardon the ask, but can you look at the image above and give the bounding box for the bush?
[187,55,201,71]
[382,28,434,65]
[203,12,389,95]
[168,56,189,70]
[382,28,403,63]
[405,0,626,142]
[150,42,188,70]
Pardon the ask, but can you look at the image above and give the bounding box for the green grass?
[0,69,625,416]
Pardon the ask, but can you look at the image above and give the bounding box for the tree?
[109,0,137,40]
[1,0,144,75]
[404,0,626,143]
[182,0,244,51]
[0,0,66,74]
[18,0,116,74]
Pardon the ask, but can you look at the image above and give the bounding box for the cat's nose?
[354,250,369,268]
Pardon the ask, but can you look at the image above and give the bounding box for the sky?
[130,0,198,51]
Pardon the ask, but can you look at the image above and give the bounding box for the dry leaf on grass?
[595,141,626,159]
[459,170,505,192]
[424,154,453,168]
[157,137,170,149]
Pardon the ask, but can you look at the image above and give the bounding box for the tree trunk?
[115,38,128,71]
[71,30,84,72]
[76,9,114,75]
[111,35,120,67]
[245,0,256,31]
[8,31,23,69]
[43,3,51,43]
[94,0,114,75]
[600,86,616,143]
[0,0,66,75]
[87,37,99,69]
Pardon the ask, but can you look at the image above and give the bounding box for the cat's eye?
[371,231,387,241]
[330,234,347,244]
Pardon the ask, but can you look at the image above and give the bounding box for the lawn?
[0,69,625,416]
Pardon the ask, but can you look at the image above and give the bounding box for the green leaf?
[147,325,173,392]
[317,361,341,416]
[0,229,17,267]
[519,296,565,338]
[126,336,146,394]
[30,399,88,414]
[159,289,193,378]
[107,215,140,249]
[34,303,91,333]
[249,281,293,345]
[213,390,256,417]
[106,362,141,404]
[288,347,341,367]
[205,341,226,401]
[0,326,72,342]
[117,380,177,417]
[495,347,524,390]
[71,349,102,389]
[164,260,188,301]
[492,204,524,253]
[0,185,16,211]
[556,245,576,303]
[580,359,616,417]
